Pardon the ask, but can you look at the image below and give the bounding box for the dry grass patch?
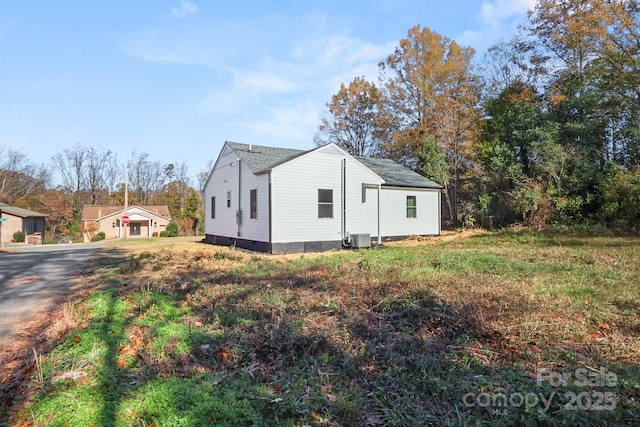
[3,230,640,426]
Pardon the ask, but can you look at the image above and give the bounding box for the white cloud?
[457,0,534,53]
[172,0,198,18]
[198,30,389,109]
[123,39,213,66]
[478,0,535,26]
[238,71,299,93]
[124,14,393,148]
[250,99,319,142]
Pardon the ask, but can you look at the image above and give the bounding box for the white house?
[203,141,443,254]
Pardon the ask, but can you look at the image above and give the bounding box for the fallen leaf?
[526,342,542,354]
[217,348,229,360]
[320,383,333,393]
[598,322,611,330]
[326,393,338,402]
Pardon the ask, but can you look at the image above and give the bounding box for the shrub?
[165,222,179,237]
[13,231,25,243]
[159,230,169,237]
[91,231,106,242]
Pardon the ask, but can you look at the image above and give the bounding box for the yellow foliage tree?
[378,25,481,225]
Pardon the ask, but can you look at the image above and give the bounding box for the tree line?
[0,143,213,241]
[315,0,640,229]
[3,0,640,238]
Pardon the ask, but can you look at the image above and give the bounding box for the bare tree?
[197,159,214,194]
[0,146,50,203]
[52,144,86,213]
[165,159,190,215]
[127,151,166,204]
[85,146,119,205]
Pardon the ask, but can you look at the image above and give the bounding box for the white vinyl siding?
[204,142,441,250]
[270,145,383,243]
[379,187,440,236]
[204,146,270,242]
[237,171,268,240]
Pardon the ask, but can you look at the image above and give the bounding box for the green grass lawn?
[3,230,639,426]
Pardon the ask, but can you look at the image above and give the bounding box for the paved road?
[0,243,104,347]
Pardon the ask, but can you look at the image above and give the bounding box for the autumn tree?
[597,0,640,166]
[528,0,613,78]
[40,188,74,238]
[474,0,640,227]
[378,25,480,224]
[315,77,386,157]
[523,0,636,222]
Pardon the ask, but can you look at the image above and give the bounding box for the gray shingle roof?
[0,203,48,218]
[225,141,443,189]
[357,157,444,189]
[226,142,305,173]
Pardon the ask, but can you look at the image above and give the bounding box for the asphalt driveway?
[0,242,104,347]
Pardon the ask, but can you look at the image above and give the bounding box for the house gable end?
[83,205,171,221]
[272,143,384,185]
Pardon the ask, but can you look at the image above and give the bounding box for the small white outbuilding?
[203,141,443,253]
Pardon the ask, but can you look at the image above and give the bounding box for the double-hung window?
[211,197,216,219]
[250,189,257,219]
[406,196,417,218]
[318,189,333,218]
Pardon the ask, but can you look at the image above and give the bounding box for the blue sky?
[0,0,535,185]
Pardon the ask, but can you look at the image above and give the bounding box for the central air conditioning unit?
[350,233,371,249]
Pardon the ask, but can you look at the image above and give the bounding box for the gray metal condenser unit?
[350,233,371,249]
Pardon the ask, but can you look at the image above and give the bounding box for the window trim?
[406,195,417,218]
[318,189,334,218]
[250,189,257,219]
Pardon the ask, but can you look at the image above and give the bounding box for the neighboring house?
[81,205,172,242]
[203,141,443,254]
[0,203,47,244]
